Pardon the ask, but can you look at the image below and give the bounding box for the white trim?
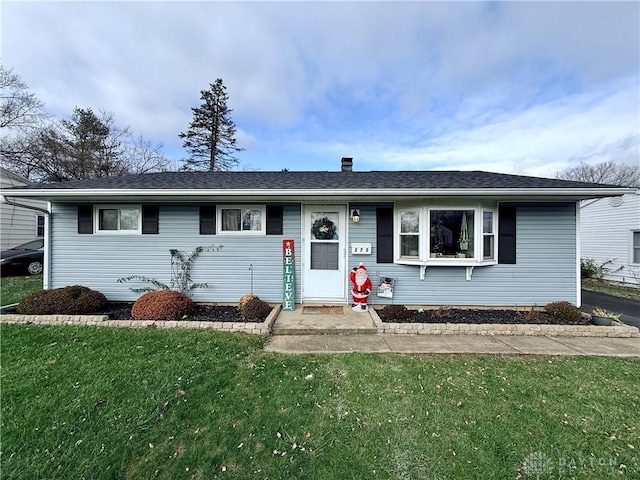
[576,201,581,307]
[481,208,497,261]
[93,205,142,235]
[4,187,634,200]
[216,205,266,236]
[44,204,51,290]
[301,204,347,303]
[396,207,422,261]
[394,203,498,268]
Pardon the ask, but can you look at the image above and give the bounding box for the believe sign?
[282,239,295,311]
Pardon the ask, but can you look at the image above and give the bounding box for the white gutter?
[575,200,581,308]
[2,187,634,198]
[1,195,52,290]
[0,194,51,214]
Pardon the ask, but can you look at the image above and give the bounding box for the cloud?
[295,77,639,177]
[2,1,638,176]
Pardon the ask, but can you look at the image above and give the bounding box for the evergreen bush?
[17,285,107,315]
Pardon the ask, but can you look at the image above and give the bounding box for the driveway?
[581,289,640,328]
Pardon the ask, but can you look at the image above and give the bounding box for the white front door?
[302,205,347,302]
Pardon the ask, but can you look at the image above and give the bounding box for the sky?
[2,0,639,177]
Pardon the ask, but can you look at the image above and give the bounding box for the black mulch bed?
[97,303,265,323]
[376,308,590,325]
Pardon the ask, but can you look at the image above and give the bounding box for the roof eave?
[1,187,633,201]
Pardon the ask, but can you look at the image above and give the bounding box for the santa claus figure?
[350,262,372,312]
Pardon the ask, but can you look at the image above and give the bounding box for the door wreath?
[311,217,337,240]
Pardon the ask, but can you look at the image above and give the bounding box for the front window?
[218,206,265,235]
[633,231,640,264]
[399,209,420,258]
[36,215,45,237]
[394,204,499,265]
[429,209,474,258]
[482,210,495,260]
[95,206,141,234]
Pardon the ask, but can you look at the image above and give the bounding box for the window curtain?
[223,209,241,231]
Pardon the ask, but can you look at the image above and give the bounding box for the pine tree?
[179,79,244,171]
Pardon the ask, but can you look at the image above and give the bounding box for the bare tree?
[0,65,47,131]
[556,161,640,187]
[2,106,173,182]
[122,136,175,174]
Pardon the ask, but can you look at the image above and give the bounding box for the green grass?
[582,278,640,301]
[2,325,638,479]
[0,275,43,306]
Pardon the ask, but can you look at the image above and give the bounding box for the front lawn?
[0,274,43,306]
[582,278,640,301]
[2,325,638,479]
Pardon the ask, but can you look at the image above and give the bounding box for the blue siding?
[50,204,302,303]
[348,203,577,306]
[50,201,577,306]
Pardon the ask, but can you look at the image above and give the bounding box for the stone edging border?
[2,305,638,338]
[0,304,281,335]
[368,308,640,338]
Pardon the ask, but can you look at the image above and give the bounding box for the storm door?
[302,205,346,301]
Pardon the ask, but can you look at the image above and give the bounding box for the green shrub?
[580,258,617,279]
[544,301,583,324]
[377,304,414,322]
[238,296,272,320]
[131,290,194,321]
[17,285,107,315]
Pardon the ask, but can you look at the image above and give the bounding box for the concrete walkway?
[266,304,640,356]
[265,333,640,356]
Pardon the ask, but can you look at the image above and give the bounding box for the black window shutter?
[199,206,216,234]
[376,207,394,263]
[498,206,517,264]
[77,205,93,234]
[266,205,284,235]
[142,206,159,234]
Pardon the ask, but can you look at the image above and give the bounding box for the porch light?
[351,209,360,223]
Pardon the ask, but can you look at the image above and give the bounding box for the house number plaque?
[282,239,295,311]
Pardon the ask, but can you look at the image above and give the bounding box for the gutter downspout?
[1,195,52,290]
[575,200,581,308]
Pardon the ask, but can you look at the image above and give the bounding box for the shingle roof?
[8,170,625,191]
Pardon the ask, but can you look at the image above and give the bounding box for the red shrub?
[544,301,583,324]
[131,290,194,321]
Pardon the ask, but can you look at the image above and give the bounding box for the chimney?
[341,157,353,172]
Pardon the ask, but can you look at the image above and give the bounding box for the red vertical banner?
[282,239,295,310]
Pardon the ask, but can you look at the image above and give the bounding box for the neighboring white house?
[0,168,48,250]
[580,191,640,285]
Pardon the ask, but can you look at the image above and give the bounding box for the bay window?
[395,204,498,265]
[399,209,421,258]
[482,210,496,260]
[429,209,475,258]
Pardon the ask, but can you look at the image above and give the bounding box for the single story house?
[2,158,632,307]
[0,167,48,249]
[580,191,640,285]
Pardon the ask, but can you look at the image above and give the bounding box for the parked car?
[1,239,44,276]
